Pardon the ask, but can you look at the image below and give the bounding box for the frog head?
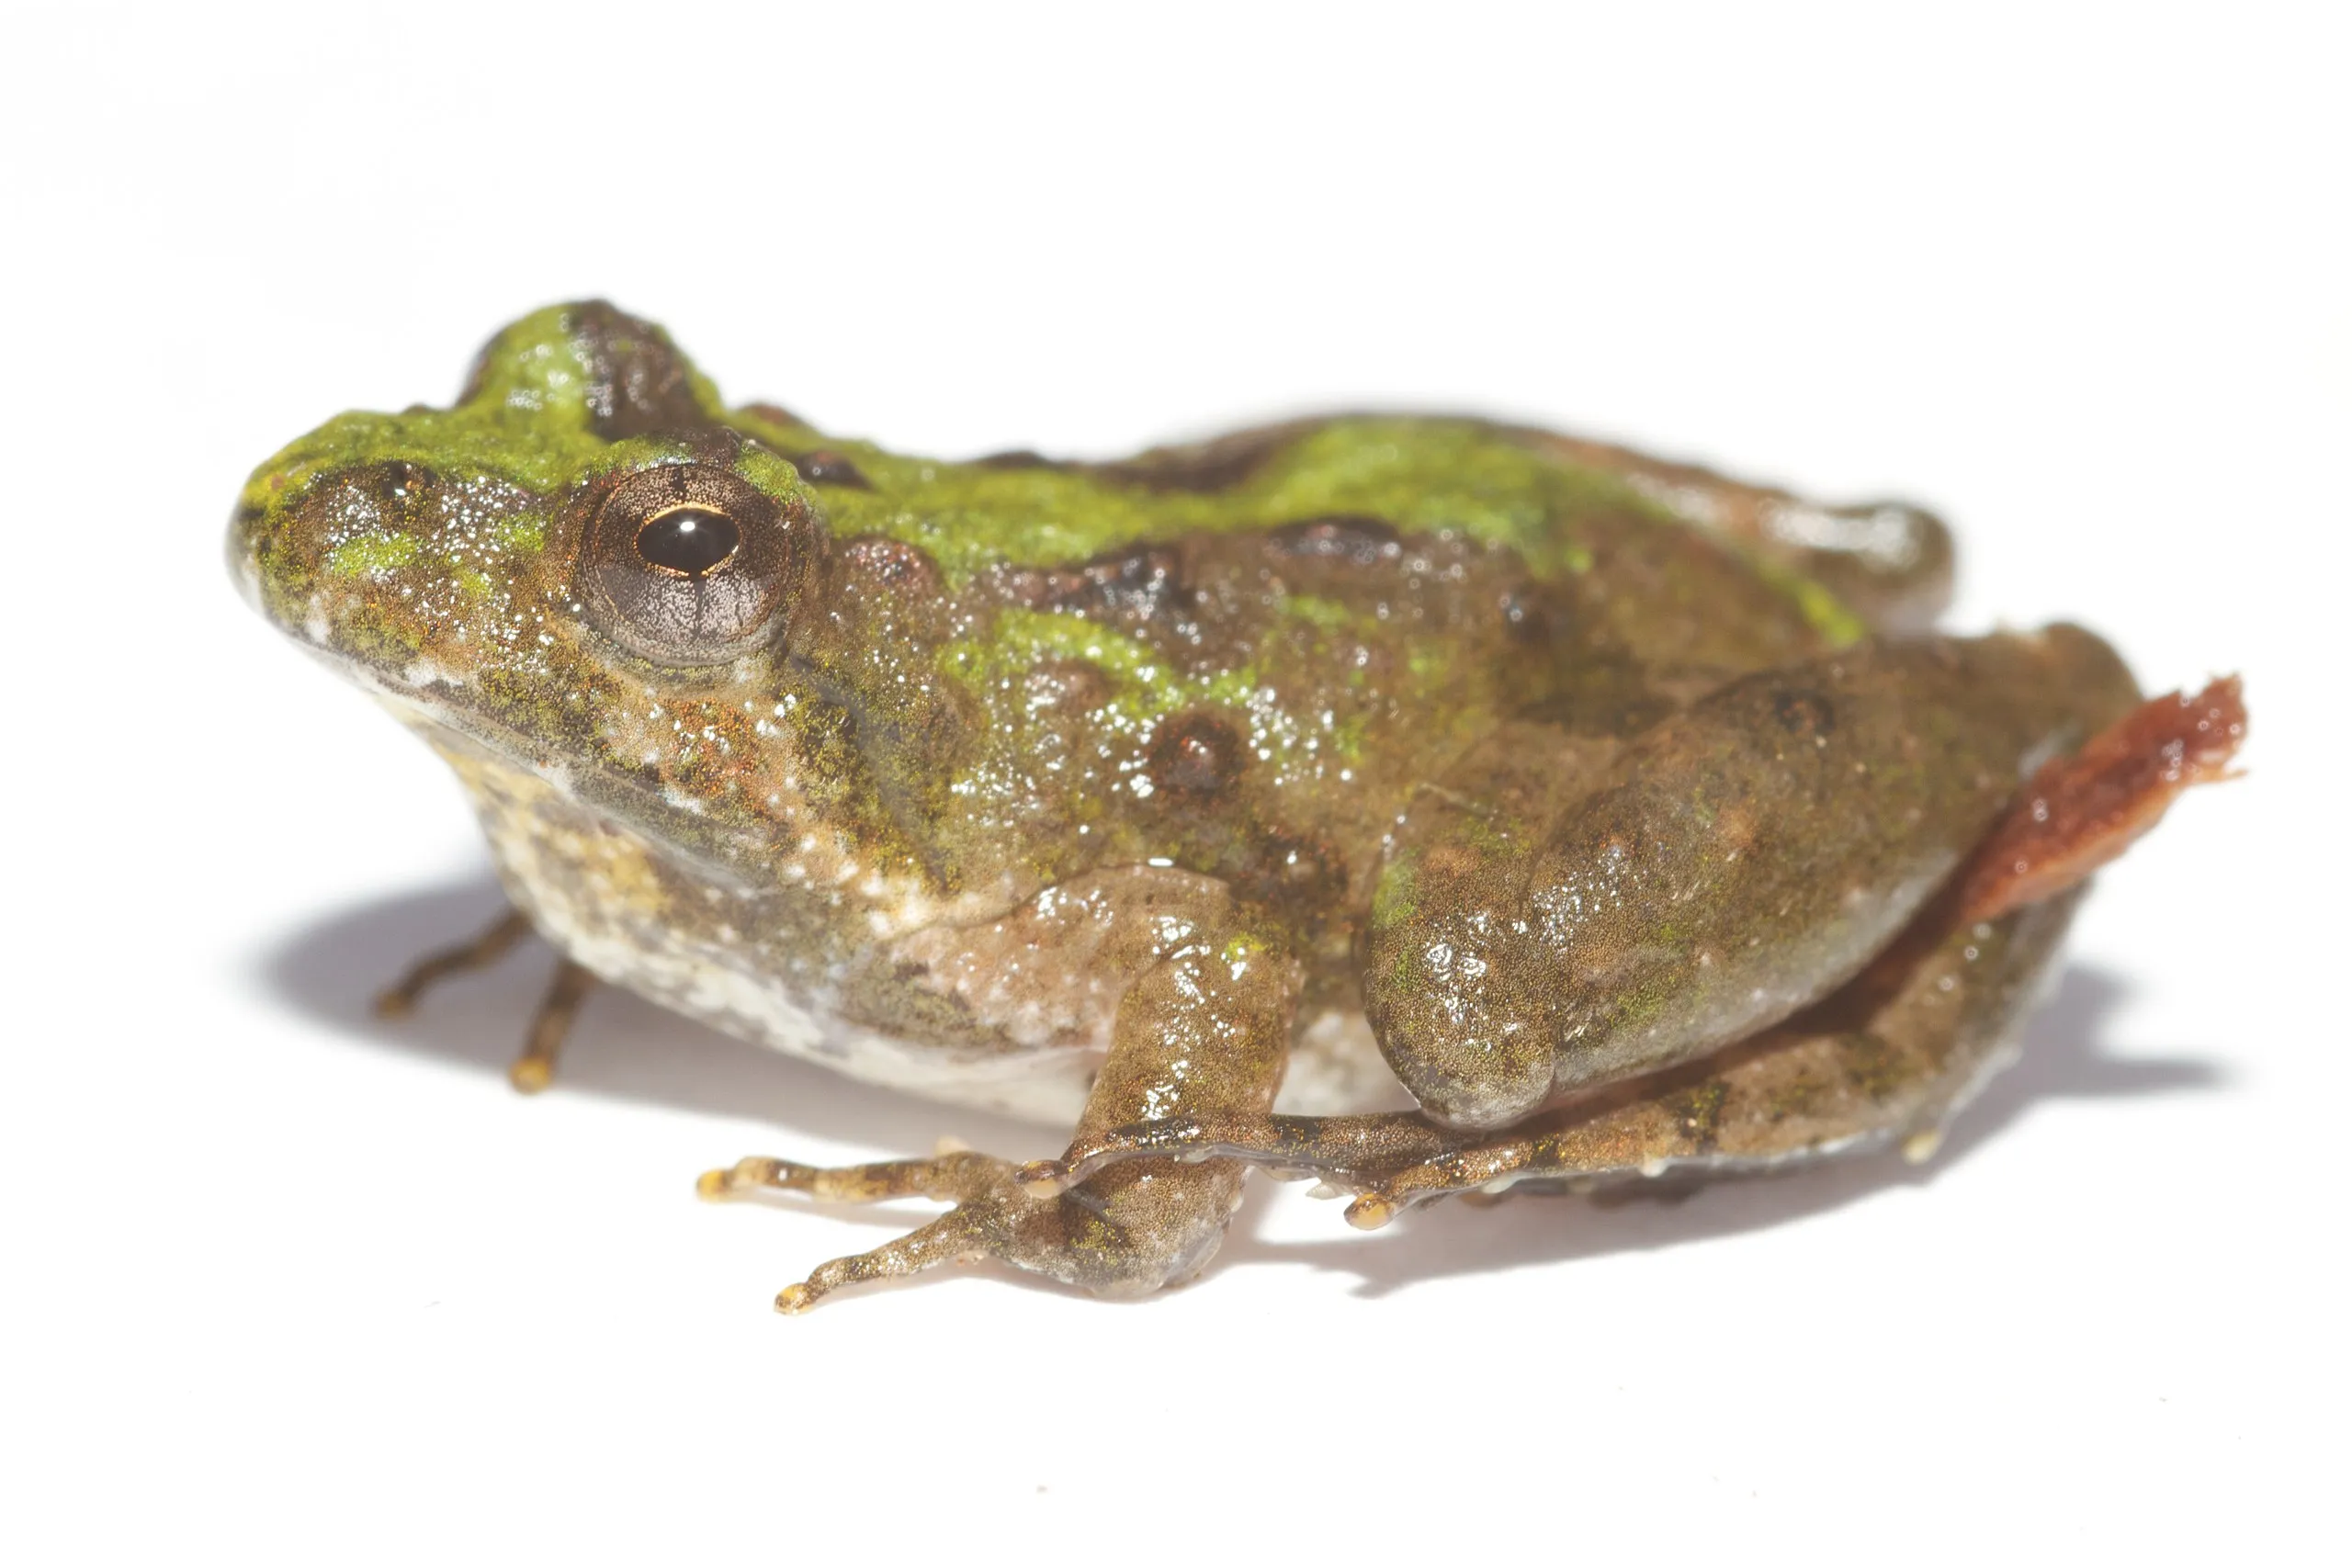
[230,302,956,896]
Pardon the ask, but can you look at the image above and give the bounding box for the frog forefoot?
[371,908,533,1018]
[369,908,594,1095]
[371,907,597,1090]
[506,959,593,1093]
[697,1143,1250,1311]
[695,1145,1021,1207]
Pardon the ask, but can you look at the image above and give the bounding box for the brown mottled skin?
[232,302,2243,1309]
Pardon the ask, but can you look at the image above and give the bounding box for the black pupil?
[637,507,741,576]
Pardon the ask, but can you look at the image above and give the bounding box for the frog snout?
[232,457,459,652]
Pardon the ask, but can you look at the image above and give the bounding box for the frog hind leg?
[1029,677,2247,1218]
[698,916,1297,1313]
[372,907,592,1094]
[1366,627,2148,1133]
[1342,885,2088,1228]
[1026,890,2076,1216]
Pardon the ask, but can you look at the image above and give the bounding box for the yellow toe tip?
[507,1059,553,1094]
[1012,1160,1069,1200]
[695,1169,733,1201]
[775,1284,815,1315]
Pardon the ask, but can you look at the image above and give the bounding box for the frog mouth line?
[336,661,775,898]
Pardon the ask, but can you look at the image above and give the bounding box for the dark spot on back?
[1024,658,1115,714]
[1498,581,1577,645]
[1089,419,1320,494]
[793,449,873,490]
[1772,689,1836,739]
[1011,543,1192,623]
[1516,668,1675,739]
[974,448,1065,471]
[839,536,943,593]
[1233,825,1346,912]
[1266,514,1403,566]
[1148,713,1245,797]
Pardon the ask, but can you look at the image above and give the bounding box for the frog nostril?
[637,506,741,577]
[379,460,429,498]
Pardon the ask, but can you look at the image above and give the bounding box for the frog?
[230,300,2246,1312]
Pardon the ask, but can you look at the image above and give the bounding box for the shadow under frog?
[254,871,2221,1298]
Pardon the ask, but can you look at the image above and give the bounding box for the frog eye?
[634,505,741,576]
[579,464,811,666]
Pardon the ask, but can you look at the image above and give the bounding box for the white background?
[6,4,2345,1562]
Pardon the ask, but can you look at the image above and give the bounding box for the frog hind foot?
[697,1146,1246,1311]
[369,908,590,1094]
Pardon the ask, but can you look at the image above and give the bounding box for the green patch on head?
[458,304,605,429]
[243,304,754,530]
[459,302,727,432]
[325,531,418,579]
[241,407,604,512]
[334,600,429,667]
[496,513,548,553]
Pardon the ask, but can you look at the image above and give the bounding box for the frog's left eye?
[579,464,811,666]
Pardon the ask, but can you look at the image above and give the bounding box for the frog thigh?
[1363,628,2141,1131]
[1340,886,2084,1225]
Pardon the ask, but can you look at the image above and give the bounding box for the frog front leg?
[699,880,1296,1311]
[372,907,593,1093]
